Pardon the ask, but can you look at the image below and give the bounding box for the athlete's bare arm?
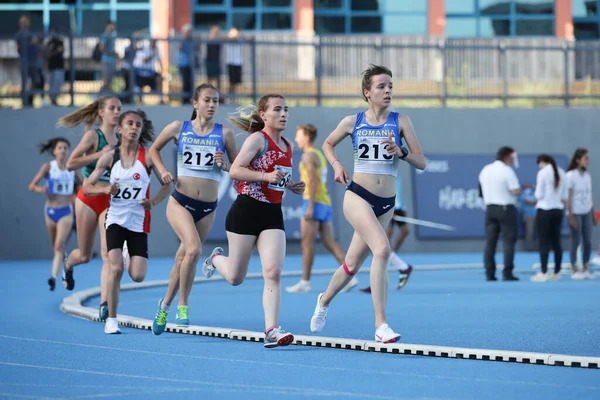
[148,120,183,184]
[28,162,50,194]
[66,129,109,171]
[82,151,117,196]
[398,114,426,170]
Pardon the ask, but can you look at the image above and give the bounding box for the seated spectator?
[132,39,163,104]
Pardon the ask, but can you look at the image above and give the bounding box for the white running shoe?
[572,272,586,280]
[375,323,400,343]
[547,272,561,281]
[286,280,312,293]
[264,326,294,348]
[530,272,549,282]
[202,247,223,279]
[310,293,329,333]
[582,271,596,280]
[104,318,121,334]
[339,276,359,293]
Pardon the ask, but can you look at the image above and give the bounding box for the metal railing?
[2,33,600,108]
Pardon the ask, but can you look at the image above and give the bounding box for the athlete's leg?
[319,221,345,264]
[44,214,57,266]
[98,209,110,304]
[62,199,98,290]
[53,214,73,280]
[65,198,98,269]
[211,232,257,285]
[324,191,393,327]
[106,247,124,319]
[392,223,409,252]
[166,197,204,305]
[300,218,318,281]
[178,211,216,307]
[256,229,286,330]
[162,243,185,307]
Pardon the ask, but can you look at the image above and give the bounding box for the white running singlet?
[105,147,151,233]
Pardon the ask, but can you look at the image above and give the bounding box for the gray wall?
[1,105,598,260]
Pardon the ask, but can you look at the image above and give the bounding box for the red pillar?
[555,0,573,39]
[295,0,314,32]
[428,0,445,36]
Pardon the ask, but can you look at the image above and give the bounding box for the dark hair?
[190,83,219,120]
[496,146,515,161]
[118,109,155,147]
[39,137,70,155]
[361,64,393,102]
[57,96,120,130]
[227,94,285,134]
[297,124,317,143]
[567,148,588,172]
[537,154,560,190]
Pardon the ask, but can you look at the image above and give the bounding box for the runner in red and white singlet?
[83,110,171,334]
[201,94,306,349]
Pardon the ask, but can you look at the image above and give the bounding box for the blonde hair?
[57,96,119,130]
[227,94,284,134]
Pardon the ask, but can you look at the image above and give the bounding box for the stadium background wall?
[1,106,598,260]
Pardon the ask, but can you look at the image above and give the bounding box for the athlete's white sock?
[390,253,410,272]
[300,279,310,285]
[161,302,171,311]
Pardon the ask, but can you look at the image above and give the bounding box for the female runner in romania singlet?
[149,83,238,335]
[310,64,426,344]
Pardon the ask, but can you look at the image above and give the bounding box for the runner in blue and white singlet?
[148,83,238,335]
[29,137,81,292]
[310,64,427,344]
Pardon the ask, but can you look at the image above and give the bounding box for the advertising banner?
[411,153,569,239]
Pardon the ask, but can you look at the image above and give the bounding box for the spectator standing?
[226,26,243,102]
[205,24,222,91]
[530,154,567,282]
[176,24,194,103]
[45,27,64,106]
[478,147,521,281]
[519,184,537,251]
[99,20,117,94]
[566,148,597,280]
[15,15,45,107]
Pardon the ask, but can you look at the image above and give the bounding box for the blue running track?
[0,252,599,399]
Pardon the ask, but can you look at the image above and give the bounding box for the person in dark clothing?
[478,147,521,281]
[530,154,567,282]
[205,24,222,91]
[46,27,64,105]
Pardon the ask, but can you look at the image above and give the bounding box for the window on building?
[117,10,150,36]
[314,0,427,35]
[446,0,555,38]
[573,0,600,40]
[0,10,43,36]
[0,0,151,34]
[193,0,293,30]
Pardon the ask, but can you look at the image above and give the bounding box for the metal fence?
[2,32,600,108]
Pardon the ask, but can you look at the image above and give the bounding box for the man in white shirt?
[478,147,521,281]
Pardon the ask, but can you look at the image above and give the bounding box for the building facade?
[0,1,597,40]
